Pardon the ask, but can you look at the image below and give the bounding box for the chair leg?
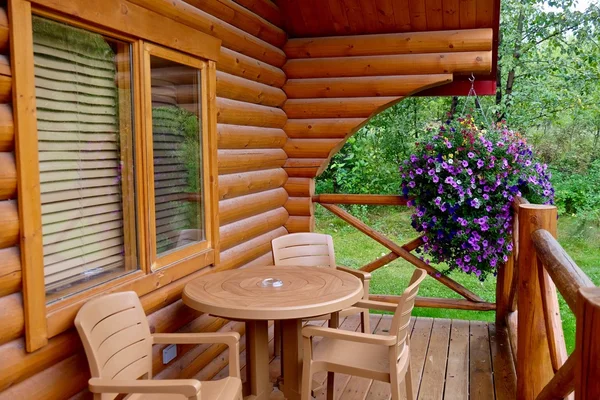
[326,372,335,400]
[274,320,282,357]
[361,310,371,333]
[405,358,415,400]
[301,360,313,400]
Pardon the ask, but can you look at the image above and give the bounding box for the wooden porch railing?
[314,193,600,399]
[313,193,496,312]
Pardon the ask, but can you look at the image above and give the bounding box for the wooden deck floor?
[211,314,516,400]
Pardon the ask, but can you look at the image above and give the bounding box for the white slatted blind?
[33,17,130,291]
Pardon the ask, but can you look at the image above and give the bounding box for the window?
[32,16,139,301]
[28,17,216,302]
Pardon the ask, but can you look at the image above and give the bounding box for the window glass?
[32,16,138,301]
[150,55,205,257]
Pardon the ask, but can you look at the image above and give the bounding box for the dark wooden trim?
[313,193,410,206]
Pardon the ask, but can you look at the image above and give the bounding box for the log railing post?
[517,204,556,399]
[575,287,600,399]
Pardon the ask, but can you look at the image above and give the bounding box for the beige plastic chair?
[271,233,372,334]
[300,268,428,400]
[74,291,243,400]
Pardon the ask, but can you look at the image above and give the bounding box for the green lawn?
[315,206,600,353]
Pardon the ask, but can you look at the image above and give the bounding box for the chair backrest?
[390,268,427,357]
[75,291,153,399]
[271,233,336,268]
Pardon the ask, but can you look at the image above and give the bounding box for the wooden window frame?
[141,43,215,271]
[10,0,221,352]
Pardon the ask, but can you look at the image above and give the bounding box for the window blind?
[33,17,128,291]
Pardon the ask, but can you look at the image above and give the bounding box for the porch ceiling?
[275,0,499,38]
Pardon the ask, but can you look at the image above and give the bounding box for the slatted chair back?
[75,291,153,400]
[272,233,336,268]
[390,268,427,358]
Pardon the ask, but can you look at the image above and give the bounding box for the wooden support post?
[496,250,515,326]
[516,204,556,400]
[574,287,600,399]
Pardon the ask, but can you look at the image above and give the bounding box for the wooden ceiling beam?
[284,28,492,58]
[283,74,453,98]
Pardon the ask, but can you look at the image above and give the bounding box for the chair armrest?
[354,299,397,313]
[152,332,240,346]
[302,326,396,346]
[89,378,201,397]
[152,332,241,379]
[336,266,371,281]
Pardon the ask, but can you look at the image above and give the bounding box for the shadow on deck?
[211,313,516,400]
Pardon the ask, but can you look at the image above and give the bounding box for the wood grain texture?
[284,28,492,58]
[469,321,494,399]
[284,118,367,139]
[216,70,286,107]
[283,97,401,119]
[217,97,287,128]
[444,319,469,399]
[575,288,600,400]
[0,247,21,296]
[219,168,288,200]
[217,47,286,88]
[217,124,287,149]
[0,104,14,152]
[219,187,288,225]
[218,148,287,174]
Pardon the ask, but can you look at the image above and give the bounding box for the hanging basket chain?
[461,74,490,126]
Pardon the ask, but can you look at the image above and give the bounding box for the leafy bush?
[553,160,600,224]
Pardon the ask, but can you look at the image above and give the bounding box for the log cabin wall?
[0,1,289,398]
[280,29,493,232]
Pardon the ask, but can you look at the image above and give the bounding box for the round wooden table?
[183,265,364,400]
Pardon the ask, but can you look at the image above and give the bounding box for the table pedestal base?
[280,319,303,400]
[245,320,271,400]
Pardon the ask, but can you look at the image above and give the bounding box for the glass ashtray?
[260,277,283,288]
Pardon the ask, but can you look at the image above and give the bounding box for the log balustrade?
[314,193,600,399]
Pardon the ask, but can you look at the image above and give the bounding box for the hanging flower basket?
[400,116,554,281]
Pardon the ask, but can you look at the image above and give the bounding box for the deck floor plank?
[469,321,495,400]
[418,318,452,400]
[489,323,517,400]
[443,319,470,399]
[204,316,515,400]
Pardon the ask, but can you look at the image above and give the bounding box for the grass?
[314,205,600,353]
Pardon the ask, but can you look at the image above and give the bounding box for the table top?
[182,265,363,320]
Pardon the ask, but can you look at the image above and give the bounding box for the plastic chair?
[74,291,243,400]
[301,268,428,400]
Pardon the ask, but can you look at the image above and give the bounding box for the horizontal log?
[285,215,313,233]
[315,193,410,206]
[219,168,288,200]
[242,250,274,268]
[283,158,325,178]
[217,97,287,128]
[284,196,312,216]
[0,293,24,345]
[220,207,288,250]
[219,187,288,225]
[218,124,287,149]
[284,29,494,58]
[0,104,14,152]
[320,203,485,303]
[0,152,16,200]
[0,353,90,400]
[369,294,496,311]
[284,118,367,139]
[233,0,283,28]
[128,0,286,67]
[218,148,287,174]
[0,8,7,53]
[283,177,314,197]
[283,97,401,119]
[0,200,19,249]
[0,247,21,296]
[0,54,10,77]
[532,229,595,312]
[283,51,493,79]
[216,71,286,107]
[0,330,80,392]
[0,74,10,103]
[218,226,287,270]
[183,0,286,47]
[283,138,343,158]
[217,47,286,88]
[283,74,452,98]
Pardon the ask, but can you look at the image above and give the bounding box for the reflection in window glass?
[32,16,138,301]
[150,56,205,257]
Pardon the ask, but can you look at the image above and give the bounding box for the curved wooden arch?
[281,29,494,232]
